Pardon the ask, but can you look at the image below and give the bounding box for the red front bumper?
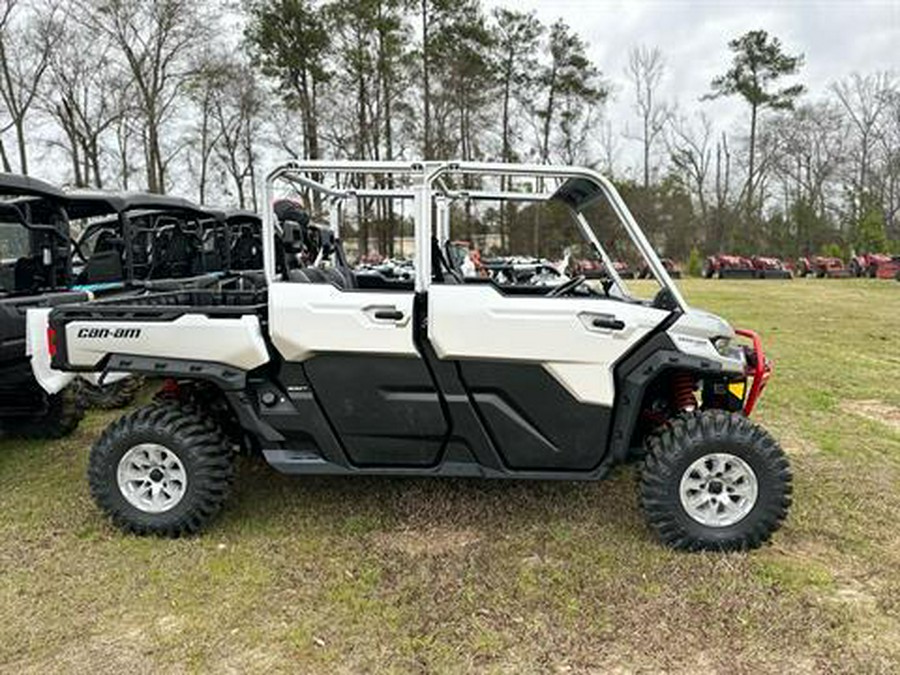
[735,328,772,416]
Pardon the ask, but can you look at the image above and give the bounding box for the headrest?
[273,199,310,227]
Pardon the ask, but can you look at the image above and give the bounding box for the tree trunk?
[90,136,103,188]
[643,111,650,189]
[421,0,431,159]
[14,118,27,175]
[747,102,757,217]
[0,136,11,173]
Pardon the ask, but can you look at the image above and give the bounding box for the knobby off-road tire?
[640,410,792,552]
[89,404,234,537]
[6,384,85,439]
[82,376,145,410]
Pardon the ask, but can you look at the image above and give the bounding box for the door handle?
[591,316,625,330]
[374,309,404,321]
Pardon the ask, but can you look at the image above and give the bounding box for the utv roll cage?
[262,161,687,311]
[0,174,75,295]
[64,191,230,284]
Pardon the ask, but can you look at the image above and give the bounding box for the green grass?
[1,279,899,672]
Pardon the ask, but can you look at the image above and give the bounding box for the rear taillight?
[47,326,57,358]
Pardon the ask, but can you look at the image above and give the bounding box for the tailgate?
[1,291,88,365]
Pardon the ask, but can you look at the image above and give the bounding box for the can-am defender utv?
[39,161,791,551]
[0,174,88,437]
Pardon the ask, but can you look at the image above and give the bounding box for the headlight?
[711,336,732,355]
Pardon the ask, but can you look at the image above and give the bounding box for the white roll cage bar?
[262,160,688,311]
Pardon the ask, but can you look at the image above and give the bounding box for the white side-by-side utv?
[34,161,791,550]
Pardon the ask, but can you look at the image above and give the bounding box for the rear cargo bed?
[48,288,271,380]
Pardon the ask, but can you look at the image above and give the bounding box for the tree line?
[0,0,897,261]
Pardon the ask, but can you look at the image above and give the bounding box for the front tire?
[640,410,792,551]
[6,385,85,439]
[88,404,234,537]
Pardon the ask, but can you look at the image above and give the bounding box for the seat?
[323,267,347,288]
[432,237,461,284]
[231,228,261,270]
[302,267,328,284]
[152,226,198,279]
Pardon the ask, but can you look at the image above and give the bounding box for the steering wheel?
[651,287,679,311]
[547,274,586,297]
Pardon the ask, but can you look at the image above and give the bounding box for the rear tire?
[82,376,145,410]
[6,385,85,439]
[88,404,234,537]
[640,410,791,551]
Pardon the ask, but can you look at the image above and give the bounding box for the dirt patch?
[841,400,900,433]
[782,434,821,457]
[371,528,481,556]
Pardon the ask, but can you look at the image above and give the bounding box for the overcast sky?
[486,0,899,173]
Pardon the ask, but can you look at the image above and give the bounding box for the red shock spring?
[672,372,697,411]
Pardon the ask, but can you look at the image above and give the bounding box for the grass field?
[1,279,899,673]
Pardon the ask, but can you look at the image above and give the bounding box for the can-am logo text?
[77,327,142,339]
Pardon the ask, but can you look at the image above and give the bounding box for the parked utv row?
[0,173,261,439]
[30,160,793,552]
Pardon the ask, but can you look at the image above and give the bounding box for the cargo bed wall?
[47,289,270,373]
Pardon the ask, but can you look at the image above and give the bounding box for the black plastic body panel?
[300,354,448,467]
[1,290,87,366]
[457,361,610,471]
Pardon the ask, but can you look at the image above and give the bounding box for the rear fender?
[26,308,131,395]
[26,308,74,395]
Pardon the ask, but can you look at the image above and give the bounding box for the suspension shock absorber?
[672,371,697,412]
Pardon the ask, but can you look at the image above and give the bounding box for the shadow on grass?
[221,455,651,544]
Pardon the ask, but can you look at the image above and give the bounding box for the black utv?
[0,175,86,437]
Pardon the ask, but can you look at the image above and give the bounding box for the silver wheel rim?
[117,443,188,514]
[679,453,758,527]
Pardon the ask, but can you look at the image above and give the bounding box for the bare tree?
[81,0,209,193]
[626,46,670,188]
[0,0,57,174]
[668,112,713,230]
[42,14,126,187]
[832,72,895,207]
[211,62,263,210]
[186,54,230,203]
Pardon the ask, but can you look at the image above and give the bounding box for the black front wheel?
[2,385,85,439]
[640,410,792,551]
[89,404,235,537]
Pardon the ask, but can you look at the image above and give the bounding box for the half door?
[427,283,670,470]
[269,281,448,467]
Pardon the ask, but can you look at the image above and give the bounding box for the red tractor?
[873,256,900,280]
[702,254,756,279]
[751,256,792,279]
[576,258,635,280]
[849,253,896,278]
[796,256,850,278]
[637,257,682,279]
